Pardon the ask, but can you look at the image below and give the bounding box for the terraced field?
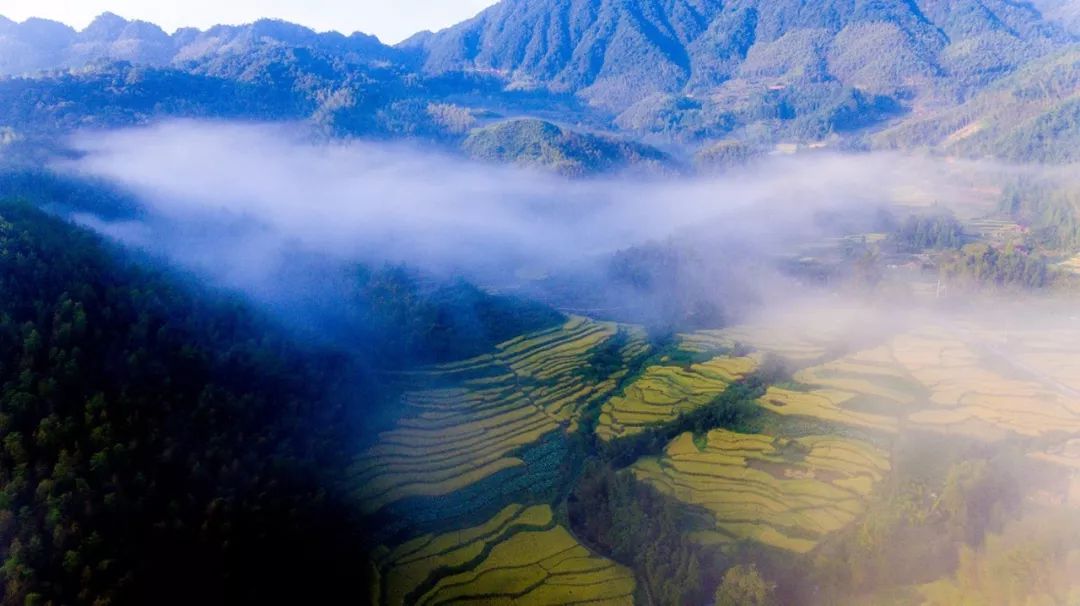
[758,345,923,434]
[679,306,884,367]
[351,317,650,513]
[679,327,828,365]
[1056,254,1080,275]
[1030,438,1080,471]
[752,324,1080,441]
[596,354,760,440]
[632,430,890,553]
[965,217,1024,245]
[357,305,1080,602]
[597,308,919,441]
[892,331,1080,439]
[1028,439,1080,506]
[370,504,635,606]
[992,325,1080,394]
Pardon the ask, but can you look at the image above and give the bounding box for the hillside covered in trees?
[6,1,1080,169]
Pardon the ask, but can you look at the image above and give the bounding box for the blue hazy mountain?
[407,0,1065,109]
[3,2,1080,167]
[0,12,399,75]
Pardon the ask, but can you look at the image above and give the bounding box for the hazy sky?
[0,0,499,43]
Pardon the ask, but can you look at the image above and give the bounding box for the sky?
[0,0,499,43]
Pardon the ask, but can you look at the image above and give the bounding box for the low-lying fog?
[50,119,1035,336]
[52,121,1080,591]
[57,121,994,287]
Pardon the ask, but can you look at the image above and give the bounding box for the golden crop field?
[891,331,1080,439]
[757,344,927,434]
[679,305,887,367]
[750,322,1080,442]
[679,327,827,365]
[1056,254,1080,275]
[351,317,651,513]
[596,354,760,440]
[1029,438,1080,471]
[632,430,890,553]
[370,504,635,606]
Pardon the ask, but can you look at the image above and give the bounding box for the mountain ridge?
[409,0,1070,111]
[0,12,401,76]
[4,2,1080,168]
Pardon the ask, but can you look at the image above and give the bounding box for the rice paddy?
[370,504,635,606]
[595,353,760,440]
[357,301,1080,598]
[892,331,1080,439]
[758,345,922,434]
[1056,254,1080,275]
[750,323,1080,441]
[351,317,651,513]
[632,430,890,553]
[758,387,900,433]
[679,305,888,367]
[679,327,828,365]
[1030,438,1080,471]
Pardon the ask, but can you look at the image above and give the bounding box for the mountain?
[874,46,1080,162]
[0,187,569,604]
[408,0,1068,114]
[1030,0,1080,33]
[3,3,1080,167]
[0,17,78,75]
[5,4,1080,606]
[0,200,374,604]
[0,13,402,77]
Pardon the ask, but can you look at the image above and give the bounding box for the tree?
[714,564,776,606]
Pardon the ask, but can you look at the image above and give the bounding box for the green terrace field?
[591,310,889,440]
[370,504,635,606]
[595,353,760,441]
[350,317,651,513]
[632,431,890,553]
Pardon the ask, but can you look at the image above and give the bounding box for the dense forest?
[0,197,567,605]
[0,200,380,605]
[889,212,966,253]
[1001,178,1080,251]
[940,243,1054,291]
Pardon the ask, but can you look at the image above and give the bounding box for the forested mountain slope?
[0,191,569,604]
[0,201,372,605]
[875,46,1080,162]
[1031,0,1080,33]
[4,1,1080,168]
[408,0,1066,111]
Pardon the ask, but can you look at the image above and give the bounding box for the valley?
[354,188,1080,603]
[3,1,1080,604]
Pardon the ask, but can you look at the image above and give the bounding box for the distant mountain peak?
[88,11,127,27]
[0,13,399,76]
[81,12,132,40]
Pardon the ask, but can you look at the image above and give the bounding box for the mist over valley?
[1,2,1080,605]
